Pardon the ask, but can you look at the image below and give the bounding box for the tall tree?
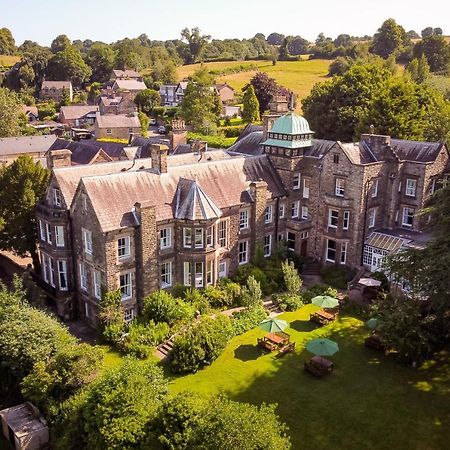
[370,18,410,59]
[181,27,211,63]
[0,156,50,270]
[85,43,116,83]
[0,88,22,137]
[267,32,285,45]
[242,84,260,123]
[406,55,430,83]
[247,72,279,114]
[0,27,16,55]
[287,36,310,55]
[413,35,450,73]
[134,89,161,114]
[50,34,71,53]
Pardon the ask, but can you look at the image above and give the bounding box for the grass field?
[0,54,20,67]
[167,304,450,450]
[177,59,331,110]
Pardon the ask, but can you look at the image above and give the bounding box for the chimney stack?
[169,119,187,153]
[46,149,72,168]
[150,144,169,174]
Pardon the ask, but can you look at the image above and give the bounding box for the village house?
[159,84,178,106]
[110,69,143,82]
[35,98,450,325]
[59,105,99,127]
[39,81,73,103]
[215,83,235,104]
[111,79,147,96]
[21,105,39,122]
[0,135,58,166]
[98,92,137,115]
[93,113,141,140]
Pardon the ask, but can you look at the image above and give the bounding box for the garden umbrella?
[366,318,379,330]
[306,338,339,356]
[259,318,289,333]
[311,295,340,309]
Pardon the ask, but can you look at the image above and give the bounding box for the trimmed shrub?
[303,284,339,303]
[183,288,210,314]
[171,315,234,373]
[219,124,246,137]
[274,293,304,312]
[203,285,233,309]
[320,265,355,289]
[232,264,278,296]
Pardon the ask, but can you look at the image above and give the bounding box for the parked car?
[158,125,167,134]
[149,118,157,125]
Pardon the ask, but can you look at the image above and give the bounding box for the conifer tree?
[242,85,260,123]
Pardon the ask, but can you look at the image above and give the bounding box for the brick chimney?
[150,144,169,174]
[360,134,395,162]
[249,180,268,255]
[46,149,72,168]
[169,119,187,153]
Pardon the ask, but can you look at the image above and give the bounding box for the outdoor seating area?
[365,333,388,352]
[304,355,334,377]
[258,331,291,352]
[310,309,338,325]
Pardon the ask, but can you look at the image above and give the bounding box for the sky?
[1,0,449,46]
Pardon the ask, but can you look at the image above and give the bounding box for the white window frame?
[218,261,227,279]
[368,208,376,228]
[291,201,299,219]
[287,232,296,251]
[328,209,339,228]
[183,227,192,248]
[194,228,203,249]
[263,235,272,257]
[293,173,301,190]
[340,242,348,265]
[195,262,204,288]
[335,178,345,197]
[117,236,131,260]
[326,239,336,263]
[429,179,436,195]
[402,207,414,227]
[264,205,273,224]
[93,270,101,300]
[343,211,350,230]
[55,226,65,247]
[161,261,172,288]
[206,260,214,285]
[39,220,46,241]
[53,188,62,207]
[160,227,172,249]
[184,261,192,286]
[57,260,68,291]
[279,203,285,219]
[239,210,249,229]
[405,178,417,197]
[46,223,52,244]
[301,206,308,220]
[371,179,379,198]
[303,178,310,198]
[218,219,228,247]
[82,229,93,255]
[119,271,132,300]
[238,241,248,265]
[124,308,135,323]
[79,262,88,291]
[206,226,214,247]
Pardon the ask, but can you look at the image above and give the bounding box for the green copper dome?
[270,112,313,135]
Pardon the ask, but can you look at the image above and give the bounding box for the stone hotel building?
[36,106,450,325]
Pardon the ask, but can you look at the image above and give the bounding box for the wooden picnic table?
[310,309,337,325]
[265,332,290,345]
[304,355,334,377]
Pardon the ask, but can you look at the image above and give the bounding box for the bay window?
[183,227,192,248]
[161,261,172,288]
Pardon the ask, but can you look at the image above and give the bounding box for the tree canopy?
[370,18,411,59]
[0,27,16,55]
[242,84,260,123]
[0,88,23,137]
[413,35,450,73]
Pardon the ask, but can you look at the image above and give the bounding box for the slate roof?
[113,79,147,91]
[339,142,377,165]
[0,135,58,156]
[304,140,336,158]
[60,105,98,120]
[390,139,445,163]
[113,69,141,78]
[80,155,286,231]
[95,113,140,129]
[228,131,264,155]
[41,81,71,89]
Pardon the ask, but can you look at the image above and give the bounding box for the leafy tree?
[143,290,194,326]
[85,43,116,83]
[406,54,430,83]
[153,392,291,450]
[246,72,279,114]
[242,84,260,122]
[421,27,434,38]
[267,32,285,45]
[287,36,310,55]
[98,290,125,343]
[134,88,161,114]
[47,45,92,87]
[328,57,351,76]
[240,275,263,308]
[51,34,71,53]
[138,111,149,137]
[413,35,450,73]
[59,87,71,106]
[370,18,410,59]
[282,260,302,294]
[0,156,50,270]
[87,82,102,103]
[406,30,420,39]
[0,27,16,55]
[278,38,290,60]
[181,27,211,63]
[0,87,22,137]
[77,359,167,450]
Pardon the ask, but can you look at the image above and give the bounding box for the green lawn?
[168,304,450,450]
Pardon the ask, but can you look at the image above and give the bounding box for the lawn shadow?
[290,319,318,333]
[234,344,265,361]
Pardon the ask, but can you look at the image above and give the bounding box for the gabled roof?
[80,155,286,231]
[390,139,445,163]
[21,105,38,116]
[41,81,71,89]
[175,178,222,220]
[113,69,141,78]
[113,79,147,91]
[60,105,99,120]
[339,142,377,165]
[0,135,58,156]
[95,113,140,129]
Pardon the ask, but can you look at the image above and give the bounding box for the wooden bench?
[304,356,334,377]
[257,338,278,352]
[364,334,388,352]
[310,310,336,326]
[277,342,295,357]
